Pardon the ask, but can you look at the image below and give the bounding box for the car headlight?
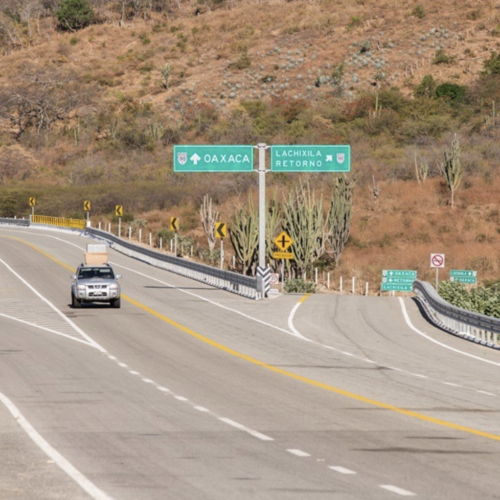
[77,285,86,290]
[109,284,119,290]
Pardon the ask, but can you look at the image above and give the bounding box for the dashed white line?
[329,466,357,475]
[128,370,140,376]
[142,378,154,384]
[175,396,188,401]
[380,484,416,496]
[478,390,495,396]
[194,406,209,412]
[218,418,274,441]
[443,382,461,387]
[117,362,128,368]
[410,373,428,379]
[157,387,170,393]
[287,449,310,457]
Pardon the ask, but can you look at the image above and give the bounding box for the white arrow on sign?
[326,155,333,162]
[190,153,201,165]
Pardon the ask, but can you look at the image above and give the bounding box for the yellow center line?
[4,235,500,442]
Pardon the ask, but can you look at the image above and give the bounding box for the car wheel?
[72,293,81,309]
[111,297,121,309]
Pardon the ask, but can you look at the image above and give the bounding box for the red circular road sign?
[430,253,445,268]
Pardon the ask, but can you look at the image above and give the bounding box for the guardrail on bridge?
[413,280,500,350]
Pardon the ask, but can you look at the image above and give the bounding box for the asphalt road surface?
[1,226,500,500]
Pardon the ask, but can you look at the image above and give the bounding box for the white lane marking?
[194,406,209,412]
[287,449,310,457]
[107,355,117,360]
[478,390,495,396]
[117,362,127,368]
[287,301,313,339]
[157,386,170,393]
[142,378,154,384]
[0,392,115,500]
[399,298,500,368]
[443,382,461,387]
[0,257,106,352]
[410,373,428,379]
[175,396,188,401]
[128,370,140,376]
[380,484,416,496]
[329,466,357,475]
[0,313,92,347]
[218,418,274,441]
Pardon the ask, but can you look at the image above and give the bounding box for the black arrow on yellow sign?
[170,217,178,232]
[84,200,91,211]
[215,222,227,239]
[115,205,123,217]
[29,197,36,207]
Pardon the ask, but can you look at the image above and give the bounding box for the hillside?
[1,0,500,289]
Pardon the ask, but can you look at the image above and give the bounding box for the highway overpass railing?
[85,227,263,300]
[413,280,500,349]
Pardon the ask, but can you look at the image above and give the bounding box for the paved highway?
[1,226,500,499]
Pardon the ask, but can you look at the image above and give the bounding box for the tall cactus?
[325,175,356,267]
[229,197,259,276]
[440,134,462,209]
[282,182,324,277]
[199,194,219,252]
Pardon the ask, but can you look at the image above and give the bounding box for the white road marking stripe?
[329,466,356,474]
[0,257,106,352]
[218,418,274,441]
[0,392,114,500]
[128,370,140,376]
[194,406,209,412]
[175,396,188,401]
[380,484,416,496]
[443,382,461,387]
[157,387,170,393]
[287,449,310,457]
[107,355,117,360]
[142,378,154,384]
[478,390,495,396]
[0,313,92,347]
[410,373,428,379]
[117,362,127,368]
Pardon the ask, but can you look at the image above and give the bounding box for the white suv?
[71,263,122,308]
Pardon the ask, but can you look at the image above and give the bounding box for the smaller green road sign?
[381,283,413,292]
[174,145,254,172]
[271,145,350,172]
[381,270,417,292]
[450,270,477,284]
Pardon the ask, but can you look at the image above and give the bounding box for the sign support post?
[256,143,269,297]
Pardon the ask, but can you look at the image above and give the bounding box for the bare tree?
[0,66,96,139]
[200,194,219,252]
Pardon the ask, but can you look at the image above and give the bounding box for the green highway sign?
[381,283,413,292]
[381,270,417,292]
[270,145,350,172]
[450,270,477,284]
[174,145,254,172]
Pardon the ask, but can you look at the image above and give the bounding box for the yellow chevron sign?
[29,197,36,207]
[170,217,178,232]
[84,200,91,211]
[115,205,123,217]
[215,222,227,239]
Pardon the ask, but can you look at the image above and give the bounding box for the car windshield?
[78,267,115,280]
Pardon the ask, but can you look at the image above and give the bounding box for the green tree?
[483,51,500,76]
[56,0,94,31]
[435,83,467,104]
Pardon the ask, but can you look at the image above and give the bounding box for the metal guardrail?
[413,280,500,349]
[0,217,30,226]
[85,227,263,300]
